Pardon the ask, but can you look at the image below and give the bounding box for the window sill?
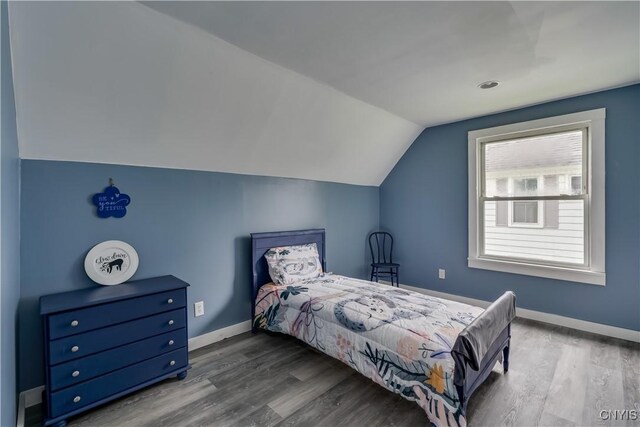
[507,223,544,229]
[468,257,605,286]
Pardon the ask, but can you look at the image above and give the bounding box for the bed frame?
[250,228,511,415]
[251,229,326,333]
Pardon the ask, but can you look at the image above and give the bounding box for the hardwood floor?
[27,318,639,427]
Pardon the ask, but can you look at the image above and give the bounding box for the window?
[468,109,606,285]
[513,178,538,196]
[571,176,582,195]
[508,177,544,228]
[512,201,539,224]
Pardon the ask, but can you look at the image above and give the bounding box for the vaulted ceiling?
[143,1,640,126]
[8,1,639,186]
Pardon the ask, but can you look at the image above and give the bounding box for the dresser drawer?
[49,348,188,418]
[48,289,186,339]
[49,329,187,391]
[48,308,186,365]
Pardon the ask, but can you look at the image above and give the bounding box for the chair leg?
[395,267,400,287]
[371,267,379,283]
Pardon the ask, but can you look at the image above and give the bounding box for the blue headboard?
[250,229,326,327]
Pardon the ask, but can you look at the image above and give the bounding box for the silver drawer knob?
[170,360,176,366]
[168,320,174,326]
[169,340,175,346]
[167,298,174,304]
[72,370,80,377]
[71,346,79,353]
[73,396,81,403]
[70,320,79,327]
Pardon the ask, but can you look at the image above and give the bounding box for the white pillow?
[265,243,323,285]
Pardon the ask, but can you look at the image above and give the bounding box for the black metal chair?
[368,232,399,287]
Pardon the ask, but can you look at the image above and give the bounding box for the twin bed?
[251,229,515,427]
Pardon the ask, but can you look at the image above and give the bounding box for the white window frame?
[468,109,606,286]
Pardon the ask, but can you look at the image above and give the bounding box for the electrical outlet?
[438,269,446,279]
[194,301,205,317]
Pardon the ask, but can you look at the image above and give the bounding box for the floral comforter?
[253,274,485,427]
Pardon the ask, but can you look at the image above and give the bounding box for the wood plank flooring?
[27,318,639,427]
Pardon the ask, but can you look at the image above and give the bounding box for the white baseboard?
[16,385,44,427]
[393,282,640,343]
[23,386,44,408]
[17,319,253,418]
[16,391,26,427]
[187,320,252,351]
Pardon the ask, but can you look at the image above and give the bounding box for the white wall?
[8,1,422,186]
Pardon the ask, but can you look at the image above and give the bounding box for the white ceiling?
[143,1,640,126]
[9,1,639,186]
[9,1,421,186]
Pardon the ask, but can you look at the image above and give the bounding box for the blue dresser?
[40,275,190,427]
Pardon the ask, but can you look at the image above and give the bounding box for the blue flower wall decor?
[92,180,131,218]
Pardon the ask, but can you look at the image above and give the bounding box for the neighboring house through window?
[511,201,540,226]
[468,109,606,285]
[571,176,583,195]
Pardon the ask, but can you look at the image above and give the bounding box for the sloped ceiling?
[8,1,422,186]
[9,2,639,186]
[144,1,640,126]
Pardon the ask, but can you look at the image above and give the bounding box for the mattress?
[254,274,485,427]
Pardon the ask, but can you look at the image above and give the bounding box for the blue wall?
[19,160,379,390]
[381,84,640,332]
[1,1,21,425]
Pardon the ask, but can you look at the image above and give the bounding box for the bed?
[251,229,515,427]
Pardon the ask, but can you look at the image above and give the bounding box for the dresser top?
[40,275,189,315]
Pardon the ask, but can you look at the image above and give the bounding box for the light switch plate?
[438,269,446,279]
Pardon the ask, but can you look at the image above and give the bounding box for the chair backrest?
[368,232,394,264]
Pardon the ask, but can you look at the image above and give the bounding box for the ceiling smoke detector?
[478,80,500,89]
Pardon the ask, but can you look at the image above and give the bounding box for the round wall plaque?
[84,240,139,285]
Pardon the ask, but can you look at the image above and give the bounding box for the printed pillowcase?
[265,243,323,285]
